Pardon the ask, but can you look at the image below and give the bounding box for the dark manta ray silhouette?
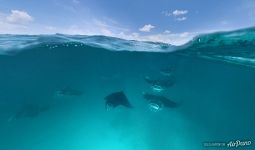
[143,93,178,112]
[105,91,132,110]
[8,104,51,122]
[144,76,175,88]
[55,87,83,97]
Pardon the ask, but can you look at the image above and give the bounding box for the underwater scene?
[0,27,255,150]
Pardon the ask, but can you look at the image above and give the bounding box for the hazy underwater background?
[0,27,255,150]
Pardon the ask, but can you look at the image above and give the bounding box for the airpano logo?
[227,140,252,148]
[203,139,252,148]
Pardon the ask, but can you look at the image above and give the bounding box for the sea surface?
[0,27,255,150]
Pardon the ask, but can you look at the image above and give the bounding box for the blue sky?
[0,0,254,44]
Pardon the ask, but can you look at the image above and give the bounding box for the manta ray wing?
[105,91,132,108]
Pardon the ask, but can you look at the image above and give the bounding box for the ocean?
[0,27,254,150]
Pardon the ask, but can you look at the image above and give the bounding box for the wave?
[0,27,255,67]
[0,34,176,54]
[177,27,255,68]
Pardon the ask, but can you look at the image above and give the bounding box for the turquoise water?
[0,27,255,150]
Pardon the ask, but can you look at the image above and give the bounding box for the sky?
[0,0,254,45]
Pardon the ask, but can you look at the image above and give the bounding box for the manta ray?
[159,67,175,77]
[55,87,83,97]
[144,76,175,92]
[143,93,178,112]
[8,104,50,122]
[105,91,133,111]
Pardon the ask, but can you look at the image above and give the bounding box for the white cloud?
[131,32,140,37]
[162,9,188,21]
[138,32,194,45]
[59,21,193,45]
[0,10,34,34]
[172,10,188,16]
[139,24,155,32]
[164,30,171,34]
[6,10,33,24]
[0,10,195,45]
[176,17,187,21]
[116,30,195,45]
[162,11,172,16]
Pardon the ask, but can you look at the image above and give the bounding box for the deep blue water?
[0,27,255,150]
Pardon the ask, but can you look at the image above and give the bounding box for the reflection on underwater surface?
[0,29,255,150]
